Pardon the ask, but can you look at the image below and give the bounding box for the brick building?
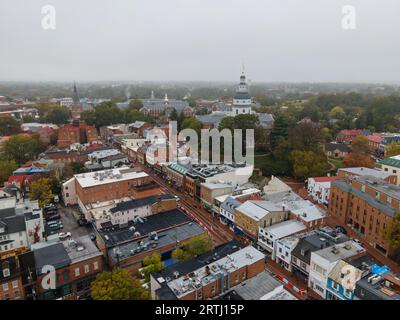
[328,175,400,257]
[57,121,98,149]
[33,236,103,300]
[62,167,159,208]
[95,209,205,275]
[150,242,266,300]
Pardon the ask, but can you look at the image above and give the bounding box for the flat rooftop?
[74,167,149,188]
[108,221,204,264]
[221,271,297,300]
[99,209,192,247]
[62,235,102,264]
[167,246,265,298]
[313,240,365,262]
[262,220,306,239]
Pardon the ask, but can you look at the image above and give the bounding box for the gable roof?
[324,143,350,153]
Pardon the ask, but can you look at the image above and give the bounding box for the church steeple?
[72,82,80,104]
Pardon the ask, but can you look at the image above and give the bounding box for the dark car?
[336,226,347,235]
[46,214,61,221]
[78,218,88,226]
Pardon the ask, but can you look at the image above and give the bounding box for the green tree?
[321,127,333,142]
[385,142,400,158]
[169,108,179,121]
[384,212,400,250]
[91,268,150,300]
[0,117,21,136]
[141,253,164,282]
[287,123,323,153]
[45,106,71,124]
[128,98,143,110]
[329,106,346,119]
[291,150,329,180]
[171,235,213,261]
[0,160,18,186]
[181,118,202,136]
[218,116,235,132]
[80,110,96,126]
[270,114,296,149]
[351,135,369,154]
[3,134,43,165]
[94,101,124,128]
[29,178,55,207]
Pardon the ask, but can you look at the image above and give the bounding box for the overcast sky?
[0,0,399,82]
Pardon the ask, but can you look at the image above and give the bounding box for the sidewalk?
[265,259,322,300]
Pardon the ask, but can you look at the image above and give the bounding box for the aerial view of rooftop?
[0,0,399,314]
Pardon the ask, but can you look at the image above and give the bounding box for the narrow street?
[138,164,234,246]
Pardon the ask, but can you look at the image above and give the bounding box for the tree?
[329,106,345,120]
[321,127,333,142]
[351,135,369,154]
[91,268,150,300]
[385,142,400,158]
[128,98,143,111]
[287,123,323,153]
[343,153,374,168]
[29,178,55,207]
[80,110,96,126]
[169,108,179,121]
[172,235,214,261]
[94,101,124,128]
[3,134,43,165]
[270,114,296,149]
[0,160,18,186]
[0,117,20,136]
[45,106,71,124]
[181,118,202,136]
[141,253,164,283]
[218,116,235,132]
[384,212,400,250]
[291,150,329,180]
[343,135,374,168]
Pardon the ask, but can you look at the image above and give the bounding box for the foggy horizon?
[1,0,399,83]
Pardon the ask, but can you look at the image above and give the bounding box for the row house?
[307,176,341,206]
[150,242,265,300]
[33,235,103,300]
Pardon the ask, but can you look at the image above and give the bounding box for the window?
[12,280,18,289]
[84,265,89,273]
[332,281,340,291]
[344,289,352,298]
[75,268,80,277]
[93,261,99,270]
[312,263,326,276]
[2,283,9,291]
[14,290,20,299]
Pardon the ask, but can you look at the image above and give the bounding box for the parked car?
[48,223,63,232]
[352,238,363,246]
[335,226,347,235]
[46,214,61,221]
[90,233,96,241]
[58,232,71,240]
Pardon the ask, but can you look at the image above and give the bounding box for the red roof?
[7,175,33,185]
[312,176,341,183]
[339,130,361,136]
[366,134,383,144]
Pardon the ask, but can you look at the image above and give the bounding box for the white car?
[352,238,362,245]
[58,232,72,240]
